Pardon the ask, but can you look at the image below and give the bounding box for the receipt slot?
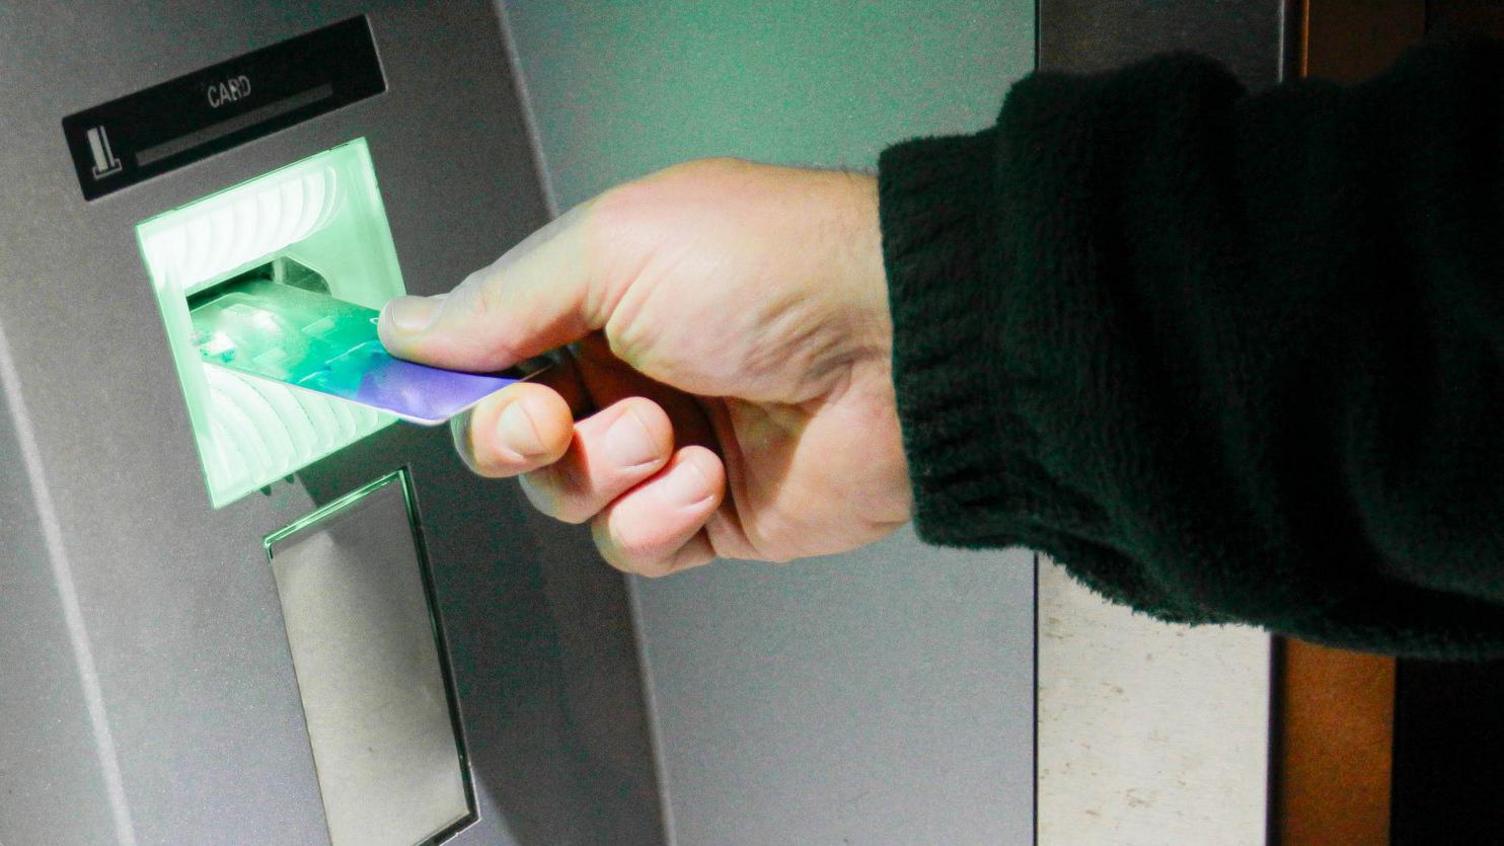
[0,6,662,845]
[265,471,472,846]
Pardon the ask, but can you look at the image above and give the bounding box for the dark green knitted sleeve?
[878,38,1504,659]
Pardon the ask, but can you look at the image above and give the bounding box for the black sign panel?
[62,16,385,200]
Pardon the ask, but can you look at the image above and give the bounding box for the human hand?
[379,158,911,576]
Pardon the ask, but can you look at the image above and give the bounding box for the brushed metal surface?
[0,3,661,843]
[267,476,470,846]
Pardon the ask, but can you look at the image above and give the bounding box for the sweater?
[877,38,1504,660]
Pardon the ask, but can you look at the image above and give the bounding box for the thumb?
[379,203,602,371]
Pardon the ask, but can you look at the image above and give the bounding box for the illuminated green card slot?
[137,139,405,507]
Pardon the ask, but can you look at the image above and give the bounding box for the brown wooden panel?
[1302,0,1425,82]
[1271,638,1396,846]
[1266,7,1422,842]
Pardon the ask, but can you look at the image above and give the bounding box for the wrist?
[829,169,893,368]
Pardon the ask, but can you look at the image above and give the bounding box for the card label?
[62,16,385,200]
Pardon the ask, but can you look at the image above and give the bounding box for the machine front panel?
[0,3,663,844]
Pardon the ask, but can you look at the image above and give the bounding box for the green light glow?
[137,139,405,508]
[262,469,410,553]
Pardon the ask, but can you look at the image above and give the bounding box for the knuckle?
[467,434,522,479]
[661,156,748,181]
[555,507,594,526]
[615,533,660,566]
[469,269,503,321]
[518,469,582,523]
[473,454,521,480]
[634,560,675,579]
[457,423,519,480]
[603,317,661,373]
[447,270,491,320]
[675,548,714,572]
[548,463,602,525]
[590,520,633,571]
[737,511,799,565]
[581,183,646,260]
[572,192,638,330]
[738,515,776,560]
[593,516,674,577]
[448,267,524,363]
[466,451,504,478]
[584,182,634,230]
[549,490,595,525]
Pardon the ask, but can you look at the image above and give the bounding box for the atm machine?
[0,4,664,844]
[3,2,1352,844]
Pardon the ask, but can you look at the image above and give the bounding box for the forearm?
[880,38,1504,657]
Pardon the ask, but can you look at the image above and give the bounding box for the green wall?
[505,1,1035,207]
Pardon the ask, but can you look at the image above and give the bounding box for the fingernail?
[497,402,546,457]
[385,296,440,333]
[605,407,659,468]
[660,458,711,506]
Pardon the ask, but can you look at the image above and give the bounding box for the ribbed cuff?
[878,130,1013,547]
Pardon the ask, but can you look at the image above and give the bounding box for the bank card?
[189,279,515,425]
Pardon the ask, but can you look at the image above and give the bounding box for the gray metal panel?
[0,333,120,843]
[0,3,661,843]
[1039,0,1294,88]
[633,539,1036,845]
